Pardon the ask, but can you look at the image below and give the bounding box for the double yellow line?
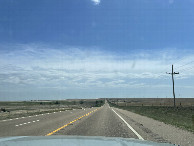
[45,108,99,136]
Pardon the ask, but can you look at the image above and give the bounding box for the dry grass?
[108,99,194,133]
[0,99,104,120]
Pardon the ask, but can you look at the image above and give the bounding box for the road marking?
[112,109,144,140]
[45,108,99,136]
[1,110,67,122]
[15,119,40,127]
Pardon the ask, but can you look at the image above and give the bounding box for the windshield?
[0,0,193,146]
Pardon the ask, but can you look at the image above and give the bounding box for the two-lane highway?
[0,107,99,136]
[55,103,140,139]
[1,102,193,146]
[0,103,142,140]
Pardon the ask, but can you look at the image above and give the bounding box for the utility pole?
[166,65,179,108]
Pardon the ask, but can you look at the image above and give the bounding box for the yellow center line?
[45,108,99,136]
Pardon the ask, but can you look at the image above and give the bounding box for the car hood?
[0,136,175,146]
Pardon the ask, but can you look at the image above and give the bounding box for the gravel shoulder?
[114,107,194,146]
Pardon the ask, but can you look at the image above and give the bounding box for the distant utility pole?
[166,64,179,108]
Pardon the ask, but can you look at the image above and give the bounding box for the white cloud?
[0,43,194,99]
[91,0,101,5]
[0,44,194,83]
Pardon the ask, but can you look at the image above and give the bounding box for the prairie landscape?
[0,99,104,120]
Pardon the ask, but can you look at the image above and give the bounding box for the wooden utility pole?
[166,65,179,107]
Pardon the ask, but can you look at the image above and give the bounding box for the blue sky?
[0,0,194,100]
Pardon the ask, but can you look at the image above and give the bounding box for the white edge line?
[112,109,144,140]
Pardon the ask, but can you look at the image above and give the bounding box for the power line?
[173,56,188,66]
[178,65,194,72]
[174,60,194,70]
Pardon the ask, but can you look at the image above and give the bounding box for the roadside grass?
[0,101,76,106]
[0,99,105,107]
[108,102,194,133]
[0,99,105,120]
[0,108,73,120]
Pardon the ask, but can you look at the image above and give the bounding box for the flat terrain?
[108,98,194,106]
[108,98,194,132]
[0,99,104,120]
[0,101,193,146]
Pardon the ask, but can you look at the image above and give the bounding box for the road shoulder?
[113,107,194,146]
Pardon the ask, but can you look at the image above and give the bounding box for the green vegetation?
[108,101,194,133]
[0,108,73,120]
[55,101,60,104]
[0,99,105,120]
[95,100,104,107]
[0,100,83,106]
[79,100,84,104]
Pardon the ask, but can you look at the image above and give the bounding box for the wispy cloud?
[91,0,101,5]
[0,43,194,99]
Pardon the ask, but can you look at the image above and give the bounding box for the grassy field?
[0,99,105,120]
[108,101,194,133]
[108,98,194,107]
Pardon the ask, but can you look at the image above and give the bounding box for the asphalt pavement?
[55,104,139,139]
[1,102,193,146]
[0,107,98,136]
[0,103,141,140]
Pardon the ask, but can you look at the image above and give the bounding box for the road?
[0,103,140,139]
[0,102,193,146]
